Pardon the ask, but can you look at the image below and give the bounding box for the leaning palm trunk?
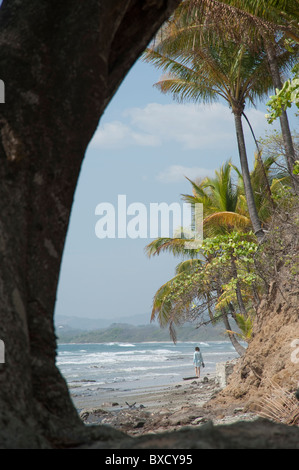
[265,41,299,193]
[230,255,247,317]
[242,111,275,209]
[221,309,246,357]
[216,283,246,357]
[233,111,265,242]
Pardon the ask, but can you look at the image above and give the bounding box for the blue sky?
[0,0,296,322]
[54,58,296,321]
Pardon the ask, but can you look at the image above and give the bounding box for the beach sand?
[73,373,258,436]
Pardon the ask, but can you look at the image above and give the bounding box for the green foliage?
[293,160,299,175]
[271,183,297,211]
[266,64,299,123]
[149,230,260,343]
[143,0,299,347]
[146,151,294,345]
[182,160,252,237]
[226,313,254,342]
[195,232,258,313]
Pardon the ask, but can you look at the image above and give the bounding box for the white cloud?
[90,102,273,151]
[156,165,214,183]
[91,120,160,149]
[125,102,236,150]
[91,121,128,148]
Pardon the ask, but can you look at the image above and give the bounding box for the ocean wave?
[98,372,180,385]
[143,372,180,378]
[152,349,178,354]
[58,349,178,365]
[115,364,179,373]
[204,351,237,357]
[57,341,238,393]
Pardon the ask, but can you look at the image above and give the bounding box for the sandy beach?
[74,373,258,436]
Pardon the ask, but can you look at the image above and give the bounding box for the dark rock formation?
[0,0,180,448]
[79,419,299,449]
[0,0,298,450]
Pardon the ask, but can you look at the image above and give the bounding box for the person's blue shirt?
[193,351,203,367]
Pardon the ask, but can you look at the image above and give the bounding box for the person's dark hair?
[195,347,200,351]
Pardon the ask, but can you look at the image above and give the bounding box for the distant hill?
[55,312,152,331]
[56,321,227,344]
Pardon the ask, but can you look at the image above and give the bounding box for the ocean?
[56,341,240,407]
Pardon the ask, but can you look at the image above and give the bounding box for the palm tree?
[182,160,251,237]
[218,0,299,43]
[188,0,299,189]
[149,259,204,343]
[146,156,287,352]
[143,19,274,241]
[147,238,248,355]
[146,232,250,356]
[263,42,298,192]
[146,162,257,355]
[221,0,299,190]
[232,151,291,225]
[184,0,299,44]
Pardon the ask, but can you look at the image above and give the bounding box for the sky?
[54,57,297,322]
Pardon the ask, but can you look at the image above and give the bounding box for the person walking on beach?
[193,347,204,378]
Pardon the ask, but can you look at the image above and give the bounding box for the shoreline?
[72,375,215,412]
[75,373,258,436]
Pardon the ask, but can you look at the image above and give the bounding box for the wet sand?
[74,373,258,436]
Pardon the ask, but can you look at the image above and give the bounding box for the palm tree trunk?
[216,283,246,357]
[221,309,246,357]
[265,41,299,193]
[230,255,247,317]
[242,111,275,209]
[233,111,265,242]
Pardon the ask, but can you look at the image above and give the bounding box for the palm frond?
[151,272,193,342]
[151,279,174,324]
[203,211,251,231]
[175,258,203,275]
[145,237,202,259]
[256,379,299,426]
